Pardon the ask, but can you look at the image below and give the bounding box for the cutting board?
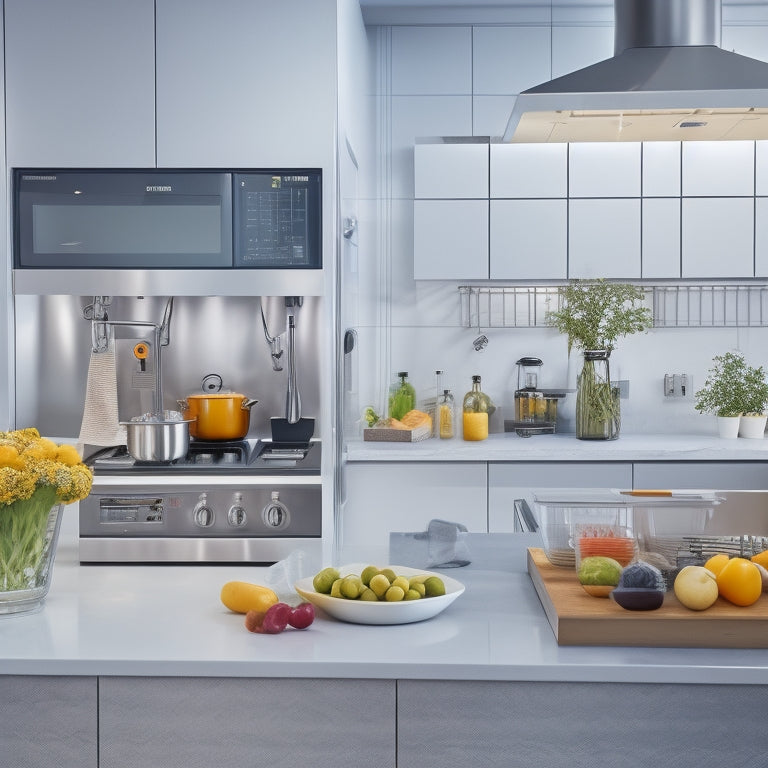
[527,547,768,648]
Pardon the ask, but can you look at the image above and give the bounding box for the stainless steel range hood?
[503,0,768,143]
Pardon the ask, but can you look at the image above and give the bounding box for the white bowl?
[294,563,465,625]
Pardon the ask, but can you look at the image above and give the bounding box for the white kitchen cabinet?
[414,143,489,199]
[755,198,768,277]
[488,462,632,533]
[682,141,755,197]
[342,462,487,549]
[642,198,681,278]
[155,0,337,167]
[568,142,641,198]
[99,677,395,768]
[681,198,754,278]
[4,0,156,168]
[642,142,681,197]
[490,200,567,280]
[0,676,97,767]
[414,200,489,279]
[756,141,768,196]
[568,199,641,279]
[490,143,568,199]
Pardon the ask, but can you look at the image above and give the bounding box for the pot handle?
[177,398,189,411]
[241,398,259,410]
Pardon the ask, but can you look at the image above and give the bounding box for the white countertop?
[2,507,768,684]
[346,432,768,462]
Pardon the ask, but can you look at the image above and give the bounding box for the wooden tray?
[527,547,768,648]
[363,425,431,442]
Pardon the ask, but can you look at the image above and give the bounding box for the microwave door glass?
[32,200,222,258]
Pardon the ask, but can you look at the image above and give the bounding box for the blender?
[507,357,566,437]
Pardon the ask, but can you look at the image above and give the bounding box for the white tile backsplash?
[551,25,613,79]
[472,26,551,95]
[391,26,472,95]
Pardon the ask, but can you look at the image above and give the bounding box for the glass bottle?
[437,389,455,439]
[462,375,493,441]
[388,371,416,421]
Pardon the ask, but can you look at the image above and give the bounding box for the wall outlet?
[664,373,691,398]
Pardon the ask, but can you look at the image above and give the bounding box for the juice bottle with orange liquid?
[462,375,493,441]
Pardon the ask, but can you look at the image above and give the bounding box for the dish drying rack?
[643,534,768,569]
[83,295,174,415]
[459,283,768,329]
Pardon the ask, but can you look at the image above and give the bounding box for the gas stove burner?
[89,438,321,476]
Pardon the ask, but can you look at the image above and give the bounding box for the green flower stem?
[576,359,620,440]
[0,486,59,592]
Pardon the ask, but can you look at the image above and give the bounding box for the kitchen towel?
[78,336,126,450]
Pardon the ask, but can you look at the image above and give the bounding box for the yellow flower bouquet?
[0,428,92,612]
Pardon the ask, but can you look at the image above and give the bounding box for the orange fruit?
[704,553,730,576]
[715,557,763,607]
[751,550,768,569]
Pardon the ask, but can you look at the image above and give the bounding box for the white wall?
[357,5,768,436]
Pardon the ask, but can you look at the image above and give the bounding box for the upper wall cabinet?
[155,0,337,168]
[414,138,766,281]
[414,143,488,199]
[682,141,755,197]
[569,143,641,198]
[5,0,156,168]
[490,144,567,198]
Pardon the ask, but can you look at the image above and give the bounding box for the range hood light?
[504,0,768,143]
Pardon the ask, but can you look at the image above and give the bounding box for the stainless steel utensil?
[121,412,194,462]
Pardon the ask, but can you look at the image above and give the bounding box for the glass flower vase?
[0,487,64,616]
[576,350,621,440]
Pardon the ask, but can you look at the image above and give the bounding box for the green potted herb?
[546,280,653,440]
[696,352,768,438]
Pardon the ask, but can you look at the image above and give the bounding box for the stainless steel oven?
[79,439,322,564]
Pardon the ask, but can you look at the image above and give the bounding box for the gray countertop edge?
[345,432,768,462]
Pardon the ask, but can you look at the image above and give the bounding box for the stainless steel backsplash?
[14,294,323,439]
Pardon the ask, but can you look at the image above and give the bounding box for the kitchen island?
[2,508,768,767]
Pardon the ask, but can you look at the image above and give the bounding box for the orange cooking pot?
[178,392,259,441]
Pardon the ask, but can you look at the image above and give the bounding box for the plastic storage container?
[531,489,725,579]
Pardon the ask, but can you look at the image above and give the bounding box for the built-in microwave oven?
[13,168,322,269]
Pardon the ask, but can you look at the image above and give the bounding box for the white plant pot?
[717,415,741,439]
[739,414,768,439]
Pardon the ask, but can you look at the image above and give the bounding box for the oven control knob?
[227,492,247,527]
[261,491,290,530]
[193,493,214,527]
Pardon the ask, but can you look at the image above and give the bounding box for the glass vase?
[0,489,64,616]
[576,350,620,440]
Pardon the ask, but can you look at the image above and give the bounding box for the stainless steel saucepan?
[121,411,195,462]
